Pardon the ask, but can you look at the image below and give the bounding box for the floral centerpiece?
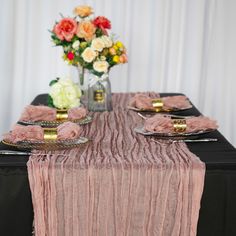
[50,5,128,83]
[50,5,127,111]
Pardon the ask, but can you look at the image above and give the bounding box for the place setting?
[128,93,219,143]
[127,93,193,112]
[17,105,92,127]
[1,79,93,152]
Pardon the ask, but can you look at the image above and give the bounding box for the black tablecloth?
[0,93,236,236]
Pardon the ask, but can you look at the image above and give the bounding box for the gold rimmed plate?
[18,115,92,128]
[127,105,192,113]
[128,97,192,113]
[2,137,89,150]
[134,126,216,139]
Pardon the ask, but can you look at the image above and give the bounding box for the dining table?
[0,93,236,236]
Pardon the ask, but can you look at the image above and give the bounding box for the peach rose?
[76,21,96,41]
[53,18,77,42]
[81,47,97,63]
[73,5,93,18]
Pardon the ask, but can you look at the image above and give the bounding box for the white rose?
[49,78,82,109]
[72,40,80,50]
[101,35,113,48]
[49,83,62,98]
[81,47,97,63]
[93,61,109,73]
[53,95,70,109]
[91,38,105,52]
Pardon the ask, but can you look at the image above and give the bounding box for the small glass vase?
[76,66,89,107]
[88,73,112,111]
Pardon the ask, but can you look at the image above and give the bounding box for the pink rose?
[53,18,77,42]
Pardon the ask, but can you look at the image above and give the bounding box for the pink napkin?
[3,122,82,143]
[144,114,218,133]
[57,122,82,140]
[129,94,191,110]
[67,107,87,120]
[19,105,87,122]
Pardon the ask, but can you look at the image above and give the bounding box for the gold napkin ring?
[44,128,58,141]
[173,119,187,133]
[56,109,68,120]
[152,99,163,109]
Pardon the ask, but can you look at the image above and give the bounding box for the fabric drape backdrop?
[0,0,235,146]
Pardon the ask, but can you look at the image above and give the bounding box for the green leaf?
[49,79,59,86]
[95,28,104,37]
[47,95,56,108]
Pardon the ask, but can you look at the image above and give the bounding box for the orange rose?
[74,5,93,18]
[76,21,96,41]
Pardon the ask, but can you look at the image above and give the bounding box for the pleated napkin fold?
[129,94,192,110]
[19,105,87,122]
[144,114,218,133]
[3,122,82,143]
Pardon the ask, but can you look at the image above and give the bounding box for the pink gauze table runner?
[27,93,205,236]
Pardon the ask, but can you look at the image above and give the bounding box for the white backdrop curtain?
[0,0,235,146]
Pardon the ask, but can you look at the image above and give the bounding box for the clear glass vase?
[76,66,89,107]
[88,73,112,111]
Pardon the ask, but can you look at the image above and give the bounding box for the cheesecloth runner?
[27,93,205,236]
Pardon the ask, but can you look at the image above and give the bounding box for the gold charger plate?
[127,105,192,113]
[18,115,92,128]
[2,137,89,150]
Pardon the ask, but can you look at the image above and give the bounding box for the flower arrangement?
[48,78,82,109]
[51,5,128,77]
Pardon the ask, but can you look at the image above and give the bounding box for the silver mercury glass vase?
[88,73,112,111]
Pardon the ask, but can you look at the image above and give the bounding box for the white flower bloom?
[101,35,113,48]
[49,78,81,109]
[93,60,109,73]
[72,40,80,50]
[81,47,97,63]
[91,38,105,52]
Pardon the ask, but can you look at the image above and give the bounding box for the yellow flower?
[73,5,93,18]
[113,55,119,63]
[113,45,118,51]
[116,41,124,48]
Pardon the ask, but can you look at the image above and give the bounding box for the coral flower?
[120,54,128,63]
[53,18,77,42]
